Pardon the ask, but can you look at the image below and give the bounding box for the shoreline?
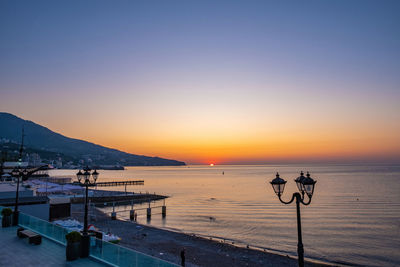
[118,220,336,267]
[72,204,335,267]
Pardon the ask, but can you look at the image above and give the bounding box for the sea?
[50,164,400,266]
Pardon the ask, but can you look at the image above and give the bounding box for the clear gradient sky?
[1,1,399,164]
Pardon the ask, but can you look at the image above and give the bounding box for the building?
[26,153,42,167]
[2,161,29,175]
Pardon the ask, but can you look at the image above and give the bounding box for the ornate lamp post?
[270,171,316,267]
[76,167,98,258]
[11,161,28,226]
[10,162,49,226]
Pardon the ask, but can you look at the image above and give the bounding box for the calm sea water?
[51,165,400,266]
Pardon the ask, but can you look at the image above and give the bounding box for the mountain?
[0,112,185,167]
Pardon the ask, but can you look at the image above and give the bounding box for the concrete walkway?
[0,226,106,267]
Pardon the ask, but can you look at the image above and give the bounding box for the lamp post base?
[297,243,304,267]
[81,234,90,258]
[12,211,19,226]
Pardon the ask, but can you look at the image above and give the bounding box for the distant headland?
[0,112,186,168]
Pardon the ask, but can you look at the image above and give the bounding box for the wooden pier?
[95,180,144,187]
[72,180,144,187]
[70,192,167,205]
[106,198,167,221]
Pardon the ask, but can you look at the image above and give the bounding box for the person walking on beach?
[180,248,185,266]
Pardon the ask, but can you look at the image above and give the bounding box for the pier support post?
[147,208,151,219]
[147,201,151,219]
[162,205,166,218]
[130,210,135,221]
[129,200,135,221]
[111,202,117,220]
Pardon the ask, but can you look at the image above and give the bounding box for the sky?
[0,0,399,164]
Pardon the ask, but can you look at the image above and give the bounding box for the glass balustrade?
[89,236,178,267]
[18,212,68,245]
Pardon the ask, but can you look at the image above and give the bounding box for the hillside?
[0,112,185,167]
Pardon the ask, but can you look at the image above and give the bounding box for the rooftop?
[0,206,178,267]
[0,226,105,267]
[0,183,32,192]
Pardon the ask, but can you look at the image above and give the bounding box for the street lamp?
[10,163,49,226]
[76,167,98,258]
[11,161,28,226]
[270,171,316,267]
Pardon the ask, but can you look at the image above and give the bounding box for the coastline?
[72,204,333,267]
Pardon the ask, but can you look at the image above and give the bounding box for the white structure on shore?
[0,182,34,199]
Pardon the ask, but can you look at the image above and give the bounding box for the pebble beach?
[72,204,329,267]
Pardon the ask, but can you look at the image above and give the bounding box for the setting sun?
[209,163,214,166]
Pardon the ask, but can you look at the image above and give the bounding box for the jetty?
[69,179,167,205]
[70,191,167,205]
[95,180,144,187]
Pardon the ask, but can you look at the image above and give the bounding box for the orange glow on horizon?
[93,130,400,164]
[19,92,400,165]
